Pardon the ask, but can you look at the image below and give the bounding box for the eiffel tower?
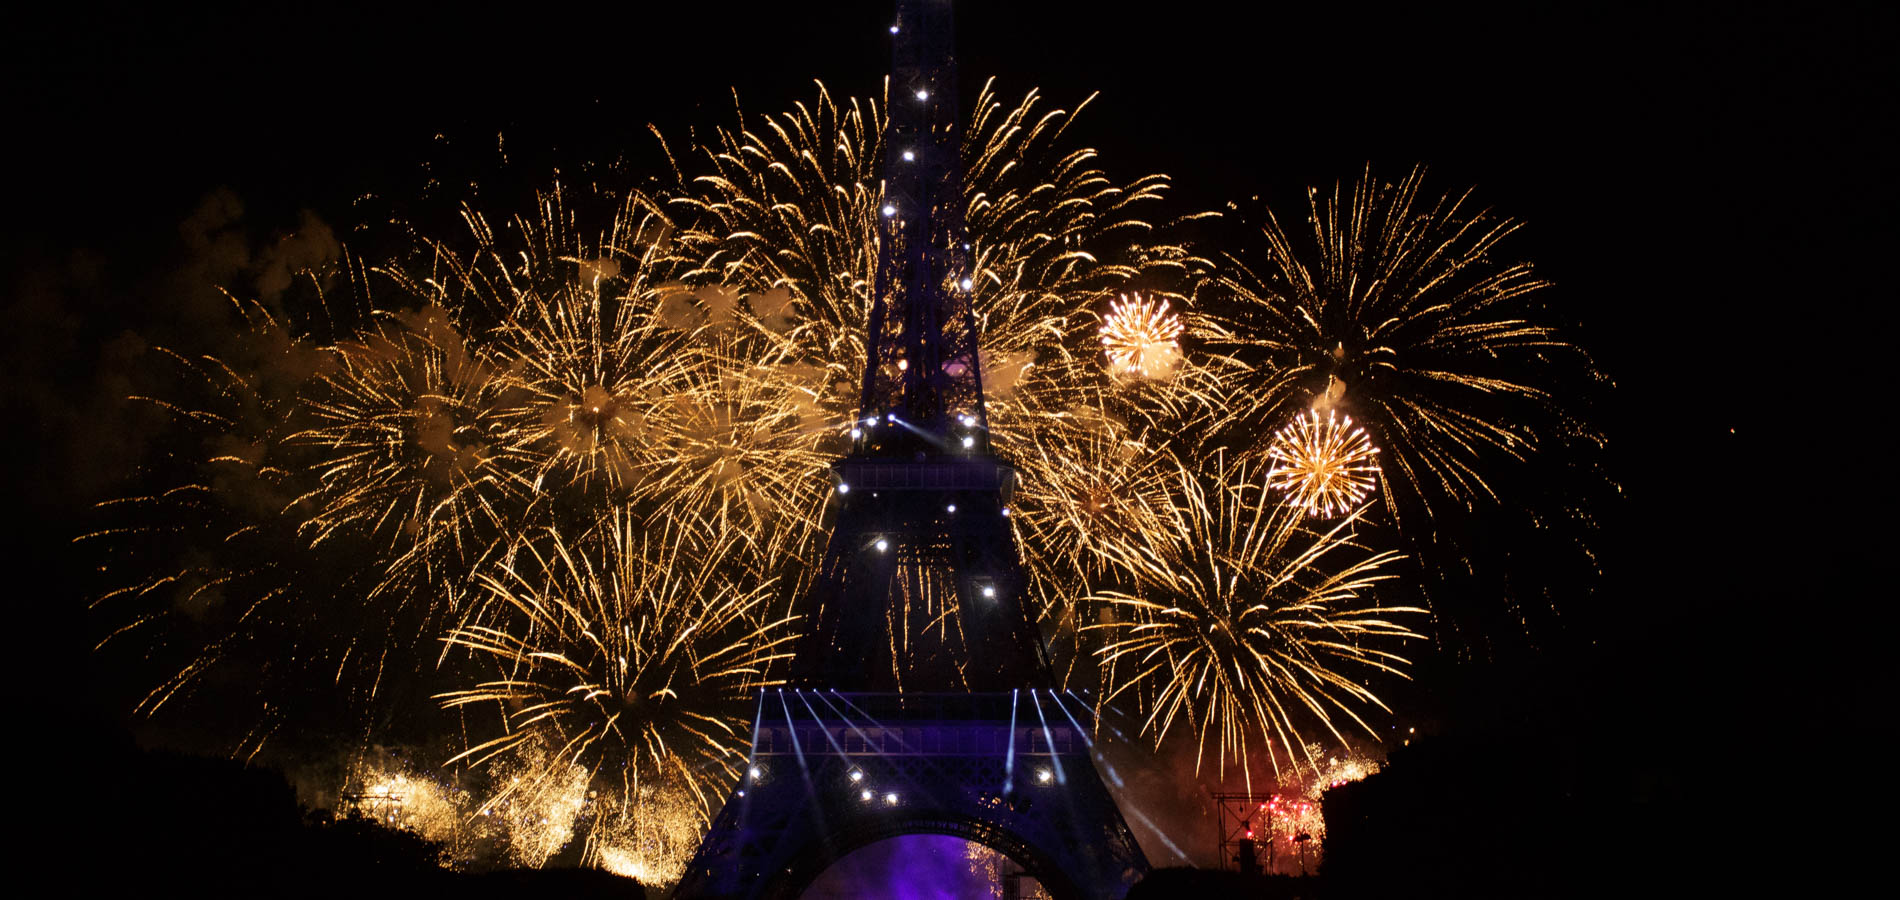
[674,3,1148,897]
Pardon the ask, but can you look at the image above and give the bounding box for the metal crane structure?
[675,3,1148,897]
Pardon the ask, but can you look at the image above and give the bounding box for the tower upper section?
[853,0,992,458]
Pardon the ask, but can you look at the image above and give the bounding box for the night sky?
[9,2,1888,891]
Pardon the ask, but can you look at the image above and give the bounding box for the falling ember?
[1100,293,1184,380]
[1264,409,1382,518]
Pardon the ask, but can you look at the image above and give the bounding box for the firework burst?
[1009,401,1177,689]
[400,183,698,501]
[637,355,840,572]
[437,511,798,816]
[1198,165,1596,525]
[1100,292,1184,380]
[1089,454,1423,786]
[293,304,529,599]
[1264,408,1382,519]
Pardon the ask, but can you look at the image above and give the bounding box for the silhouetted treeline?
[1321,734,1581,897]
[80,721,643,898]
[1127,867,1319,899]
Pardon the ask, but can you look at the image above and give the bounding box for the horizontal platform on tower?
[751,689,1095,759]
[831,458,1017,493]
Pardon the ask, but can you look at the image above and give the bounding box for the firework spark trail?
[1264,409,1382,519]
[1196,165,1597,524]
[437,510,798,818]
[1089,453,1423,788]
[477,738,594,868]
[78,296,391,754]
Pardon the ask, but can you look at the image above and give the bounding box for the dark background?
[7,1,1887,891]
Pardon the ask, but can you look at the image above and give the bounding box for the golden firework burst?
[1100,292,1184,380]
[438,511,797,815]
[1089,453,1422,786]
[1264,409,1382,518]
[1199,165,1595,519]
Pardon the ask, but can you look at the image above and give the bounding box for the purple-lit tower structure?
[674,3,1147,897]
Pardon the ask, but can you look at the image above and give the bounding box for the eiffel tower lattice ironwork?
[674,3,1148,897]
